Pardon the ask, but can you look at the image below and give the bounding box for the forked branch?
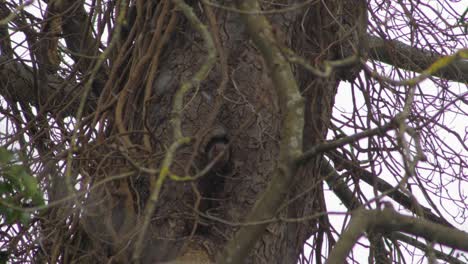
[327,208,468,264]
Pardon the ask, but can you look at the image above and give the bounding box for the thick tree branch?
[323,160,392,264]
[217,0,304,262]
[326,208,468,264]
[324,160,462,263]
[391,233,466,264]
[0,56,95,116]
[0,19,12,58]
[48,0,108,92]
[367,34,468,84]
[322,160,360,210]
[53,1,103,72]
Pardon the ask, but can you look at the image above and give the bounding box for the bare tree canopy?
[0,0,466,263]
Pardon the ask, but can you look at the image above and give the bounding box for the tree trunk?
[28,0,366,263]
[2,0,467,263]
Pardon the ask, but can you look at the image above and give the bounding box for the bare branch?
[0,56,94,116]
[297,120,397,165]
[321,160,360,210]
[327,208,468,264]
[367,34,468,84]
[48,0,108,91]
[328,150,455,229]
[392,233,466,264]
[55,1,101,69]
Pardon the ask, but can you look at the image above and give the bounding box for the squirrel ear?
[206,141,231,175]
[200,125,231,173]
[201,125,228,154]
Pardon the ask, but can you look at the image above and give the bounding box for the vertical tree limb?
[218,0,304,262]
